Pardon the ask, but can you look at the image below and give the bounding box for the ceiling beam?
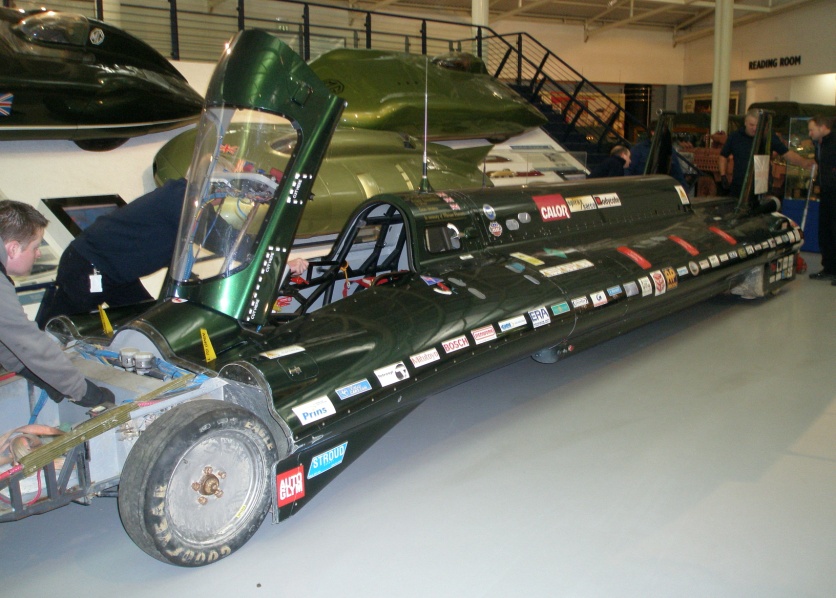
[492,0,556,23]
[586,0,698,40]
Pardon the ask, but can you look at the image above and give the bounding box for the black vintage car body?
[0,7,203,150]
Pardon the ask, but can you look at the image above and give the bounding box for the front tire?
[118,399,278,566]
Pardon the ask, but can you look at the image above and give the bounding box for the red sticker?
[617,246,652,269]
[709,226,737,245]
[668,235,700,256]
[276,465,305,507]
[532,194,571,222]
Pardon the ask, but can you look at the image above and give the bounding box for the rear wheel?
[118,399,278,566]
[74,138,128,151]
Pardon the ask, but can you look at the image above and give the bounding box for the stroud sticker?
[532,194,571,222]
[498,315,527,332]
[308,442,348,479]
[336,379,372,400]
[410,348,441,368]
[471,325,497,344]
[374,362,410,387]
[528,306,551,328]
[276,465,305,507]
[442,335,470,353]
[292,396,336,426]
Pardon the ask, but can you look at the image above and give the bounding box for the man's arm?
[781,149,816,170]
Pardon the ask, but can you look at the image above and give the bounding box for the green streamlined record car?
[0,31,802,568]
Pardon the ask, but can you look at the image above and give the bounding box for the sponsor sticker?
[719,253,729,263]
[506,219,520,231]
[261,345,305,359]
[532,194,571,222]
[676,266,689,277]
[482,204,496,220]
[335,379,372,400]
[374,362,410,386]
[410,348,441,368]
[699,259,711,270]
[471,325,497,344]
[624,281,639,297]
[442,335,470,353]
[276,465,305,507]
[505,262,526,273]
[638,277,653,297]
[590,290,608,307]
[606,285,623,297]
[708,255,720,268]
[528,306,551,328]
[571,296,590,312]
[675,185,690,205]
[292,396,336,426]
[551,302,570,315]
[518,212,532,224]
[308,442,348,479]
[593,193,621,208]
[510,252,545,266]
[421,275,444,286]
[649,270,667,295]
[539,259,594,278]
[489,222,503,237]
[498,315,527,331]
[689,261,700,276]
[663,267,678,290]
[737,248,748,259]
[566,195,597,212]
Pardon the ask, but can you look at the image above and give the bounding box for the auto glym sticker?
[532,194,571,222]
[566,195,597,212]
[590,290,608,307]
[260,345,305,359]
[528,306,551,328]
[335,379,372,401]
[539,259,594,278]
[510,252,544,266]
[410,348,440,368]
[307,442,348,479]
[276,465,305,507]
[442,335,470,354]
[638,277,653,297]
[551,301,570,315]
[498,315,527,332]
[649,270,667,295]
[375,362,410,387]
[292,396,336,426]
[471,325,497,345]
[593,193,621,208]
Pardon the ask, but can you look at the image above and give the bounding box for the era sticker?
[442,335,470,354]
[410,348,440,368]
[498,315,527,332]
[528,306,551,328]
[510,252,544,266]
[335,379,372,401]
[593,193,621,208]
[276,465,305,507]
[292,396,336,426]
[532,194,571,222]
[649,270,667,295]
[471,325,497,344]
[307,442,348,479]
[374,362,410,387]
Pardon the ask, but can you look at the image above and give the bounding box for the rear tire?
[118,399,278,566]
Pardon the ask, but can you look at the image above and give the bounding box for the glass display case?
[784,116,817,201]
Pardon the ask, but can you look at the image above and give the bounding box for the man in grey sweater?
[0,200,113,408]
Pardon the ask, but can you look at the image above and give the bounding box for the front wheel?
[118,399,278,566]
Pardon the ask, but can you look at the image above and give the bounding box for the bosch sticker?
[442,335,470,354]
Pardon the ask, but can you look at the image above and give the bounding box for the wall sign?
[748,56,802,70]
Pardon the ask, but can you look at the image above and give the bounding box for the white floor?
[2,254,835,597]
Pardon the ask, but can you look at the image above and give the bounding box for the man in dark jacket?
[589,145,631,178]
[807,115,836,282]
[36,178,187,327]
[1,200,113,407]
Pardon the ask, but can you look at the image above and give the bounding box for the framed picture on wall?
[682,93,739,115]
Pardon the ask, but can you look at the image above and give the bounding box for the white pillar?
[710,0,733,133]
[472,0,489,56]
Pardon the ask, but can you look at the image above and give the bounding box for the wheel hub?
[192,466,226,504]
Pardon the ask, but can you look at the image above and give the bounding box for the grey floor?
[2,254,835,597]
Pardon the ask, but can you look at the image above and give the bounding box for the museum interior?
[1,0,834,596]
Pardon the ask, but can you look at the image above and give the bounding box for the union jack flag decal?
[0,93,12,116]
